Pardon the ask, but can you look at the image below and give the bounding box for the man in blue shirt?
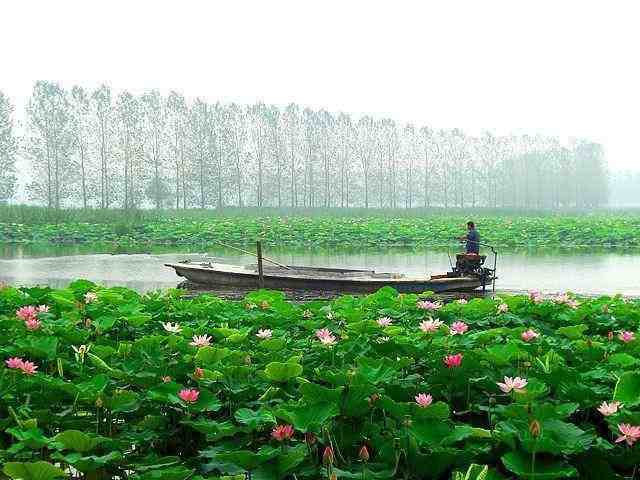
[460,221,480,254]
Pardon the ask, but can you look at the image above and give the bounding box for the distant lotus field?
[1,282,640,479]
[1,210,640,248]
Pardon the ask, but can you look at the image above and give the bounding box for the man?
[459,221,480,254]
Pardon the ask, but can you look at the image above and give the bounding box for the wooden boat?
[164,260,495,294]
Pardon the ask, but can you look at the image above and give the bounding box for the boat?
[165,253,496,294]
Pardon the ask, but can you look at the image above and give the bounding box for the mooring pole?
[256,241,265,289]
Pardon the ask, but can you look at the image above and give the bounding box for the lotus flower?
[162,322,182,334]
[190,334,212,347]
[417,300,442,311]
[616,423,640,446]
[521,329,539,342]
[19,360,38,375]
[420,318,443,333]
[359,445,370,461]
[618,331,635,343]
[256,328,273,339]
[5,357,24,369]
[456,298,468,305]
[497,303,509,313]
[529,290,543,304]
[554,293,579,308]
[415,393,433,407]
[16,306,37,322]
[318,334,337,346]
[271,424,294,441]
[377,317,393,327]
[598,401,622,416]
[245,302,257,310]
[316,328,337,345]
[194,367,204,379]
[24,318,41,331]
[326,311,335,320]
[84,292,98,303]
[161,376,172,383]
[178,388,200,403]
[443,353,463,368]
[497,376,528,393]
[450,321,469,335]
[303,309,313,318]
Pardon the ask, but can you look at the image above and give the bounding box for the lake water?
[1,244,640,296]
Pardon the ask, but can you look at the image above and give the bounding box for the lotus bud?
[260,301,270,310]
[329,474,337,480]
[95,397,103,408]
[358,445,370,462]
[194,367,204,379]
[305,432,317,445]
[368,393,380,407]
[84,318,92,328]
[608,331,614,341]
[244,355,252,365]
[322,446,334,465]
[402,415,412,427]
[529,419,541,438]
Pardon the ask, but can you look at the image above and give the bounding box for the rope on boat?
[207,240,292,270]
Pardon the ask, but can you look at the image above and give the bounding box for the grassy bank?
[1,282,640,478]
[1,206,640,248]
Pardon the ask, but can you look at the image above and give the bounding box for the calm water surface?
[1,244,639,296]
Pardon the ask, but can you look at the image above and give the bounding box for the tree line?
[0,81,609,209]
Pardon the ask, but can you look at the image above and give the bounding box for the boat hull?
[165,262,488,294]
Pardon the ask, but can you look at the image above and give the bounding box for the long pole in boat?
[256,241,265,289]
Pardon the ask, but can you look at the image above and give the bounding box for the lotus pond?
[2,283,640,479]
[2,212,640,248]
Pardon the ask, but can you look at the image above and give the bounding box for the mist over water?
[2,246,639,296]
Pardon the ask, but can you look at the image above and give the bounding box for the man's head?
[467,221,475,230]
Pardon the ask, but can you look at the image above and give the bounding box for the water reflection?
[1,243,639,295]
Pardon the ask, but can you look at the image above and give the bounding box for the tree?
[0,91,17,203]
[26,81,73,208]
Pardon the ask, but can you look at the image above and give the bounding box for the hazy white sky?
[3,0,639,170]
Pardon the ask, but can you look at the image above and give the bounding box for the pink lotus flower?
[497,376,528,393]
[419,318,443,333]
[25,318,42,331]
[529,290,543,304]
[256,328,273,339]
[318,334,337,346]
[178,388,200,403]
[377,317,393,327]
[443,353,463,368]
[618,331,635,343]
[84,292,98,304]
[16,306,37,322]
[616,423,640,446]
[190,334,212,347]
[272,424,294,441]
[497,303,509,313]
[316,328,337,345]
[19,360,38,375]
[554,293,579,308]
[5,357,24,369]
[598,401,622,416]
[456,299,468,305]
[521,329,539,342]
[415,393,433,407]
[417,300,442,311]
[450,321,469,335]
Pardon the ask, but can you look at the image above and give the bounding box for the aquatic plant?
[1,281,640,478]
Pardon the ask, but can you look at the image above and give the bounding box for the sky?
[2,0,639,172]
